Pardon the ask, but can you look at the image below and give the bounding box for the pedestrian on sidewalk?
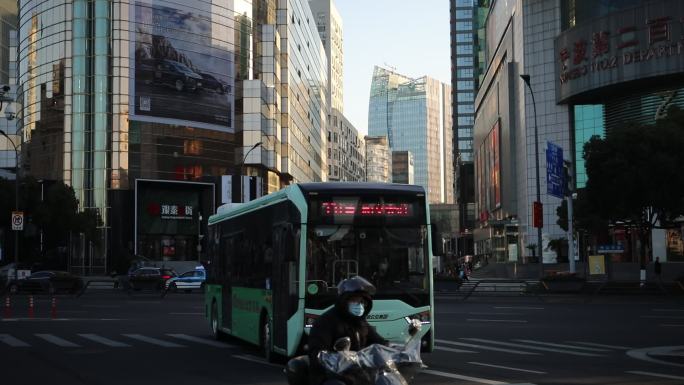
[654,257,662,281]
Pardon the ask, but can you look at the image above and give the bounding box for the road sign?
[588,255,606,275]
[11,211,23,231]
[546,141,565,199]
[597,244,624,253]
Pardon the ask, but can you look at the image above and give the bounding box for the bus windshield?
[306,225,428,294]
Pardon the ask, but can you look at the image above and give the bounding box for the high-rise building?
[450,0,489,257]
[368,66,454,203]
[15,0,328,273]
[391,150,414,185]
[0,0,17,178]
[364,136,390,183]
[309,0,365,182]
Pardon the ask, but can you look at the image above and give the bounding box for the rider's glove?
[408,319,422,336]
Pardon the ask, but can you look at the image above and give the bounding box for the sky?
[335,0,451,135]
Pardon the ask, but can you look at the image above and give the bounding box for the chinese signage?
[147,203,194,220]
[556,0,684,103]
[546,142,564,199]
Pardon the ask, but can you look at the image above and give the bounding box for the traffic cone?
[28,295,34,319]
[50,297,57,319]
[3,296,10,318]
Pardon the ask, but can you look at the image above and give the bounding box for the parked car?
[138,59,203,92]
[199,73,230,94]
[165,267,206,292]
[128,267,177,291]
[8,271,84,294]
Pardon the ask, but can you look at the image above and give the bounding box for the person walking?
[654,257,662,281]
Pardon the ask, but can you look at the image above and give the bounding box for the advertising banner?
[130,1,234,132]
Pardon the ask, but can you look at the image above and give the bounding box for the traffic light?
[533,201,543,228]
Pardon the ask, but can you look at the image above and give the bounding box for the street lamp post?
[0,87,19,280]
[239,141,262,203]
[520,74,543,276]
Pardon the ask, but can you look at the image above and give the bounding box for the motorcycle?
[285,330,424,385]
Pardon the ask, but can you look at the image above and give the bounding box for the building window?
[457,92,474,102]
[456,0,473,6]
[456,33,473,43]
[457,116,474,126]
[456,9,472,19]
[458,104,474,114]
[457,68,474,78]
[456,21,472,31]
[457,57,472,67]
[457,80,474,90]
[456,45,473,55]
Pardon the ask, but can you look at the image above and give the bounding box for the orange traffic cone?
[28,295,34,319]
[50,297,57,319]
[3,296,10,318]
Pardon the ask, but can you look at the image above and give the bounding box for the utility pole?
[564,160,576,273]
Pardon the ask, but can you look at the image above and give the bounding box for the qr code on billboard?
[140,96,151,111]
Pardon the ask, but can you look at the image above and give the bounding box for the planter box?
[541,280,585,293]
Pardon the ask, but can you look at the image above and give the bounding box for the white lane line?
[122,334,185,347]
[640,315,684,319]
[435,346,478,354]
[467,319,528,323]
[166,334,235,348]
[437,339,538,355]
[468,312,523,316]
[0,334,30,347]
[168,312,204,315]
[493,306,544,310]
[514,339,610,352]
[462,338,603,357]
[35,334,81,347]
[78,334,131,347]
[626,371,684,381]
[468,361,547,374]
[568,341,633,350]
[422,369,507,385]
[231,354,282,369]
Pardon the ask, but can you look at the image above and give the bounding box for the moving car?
[199,73,230,94]
[8,271,84,294]
[165,267,206,292]
[138,59,203,92]
[128,267,177,291]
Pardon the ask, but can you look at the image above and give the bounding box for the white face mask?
[348,302,365,317]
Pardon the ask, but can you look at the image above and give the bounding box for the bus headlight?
[305,313,319,328]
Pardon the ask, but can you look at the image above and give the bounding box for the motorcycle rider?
[307,276,419,385]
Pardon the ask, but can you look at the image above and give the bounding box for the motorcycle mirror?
[333,337,351,352]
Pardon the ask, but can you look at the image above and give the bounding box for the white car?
[165,267,206,292]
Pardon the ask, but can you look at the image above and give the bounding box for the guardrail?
[443,279,541,301]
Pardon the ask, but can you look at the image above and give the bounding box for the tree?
[581,107,684,262]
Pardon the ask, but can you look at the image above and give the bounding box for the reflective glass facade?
[368,67,454,204]
[573,105,604,189]
[16,0,328,272]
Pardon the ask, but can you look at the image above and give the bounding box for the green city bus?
[204,182,435,360]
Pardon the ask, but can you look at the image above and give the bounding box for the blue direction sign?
[546,142,565,199]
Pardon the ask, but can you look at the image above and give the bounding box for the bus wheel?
[210,301,220,340]
[260,314,273,362]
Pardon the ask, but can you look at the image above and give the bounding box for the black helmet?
[337,276,376,296]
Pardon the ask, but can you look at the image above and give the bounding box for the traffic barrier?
[3,296,10,318]
[28,295,34,319]
[50,297,57,319]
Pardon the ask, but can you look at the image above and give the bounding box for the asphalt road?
[1,290,683,385]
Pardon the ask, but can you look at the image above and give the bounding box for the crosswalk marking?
[422,369,507,385]
[435,346,478,354]
[35,334,81,347]
[467,361,547,374]
[462,338,603,357]
[437,339,538,355]
[568,341,633,350]
[232,354,282,369]
[627,371,684,381]
[166,334,235,348]
[122,334,185,347]
[513,339,610,352]
[78,334,131,347]
[0,334,30,347]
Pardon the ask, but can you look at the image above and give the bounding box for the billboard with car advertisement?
[130,0,234,132]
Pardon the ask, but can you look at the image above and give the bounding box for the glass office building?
[16,0,328,273]
[368,67,453,204]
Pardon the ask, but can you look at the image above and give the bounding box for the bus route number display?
[321,202,411,217]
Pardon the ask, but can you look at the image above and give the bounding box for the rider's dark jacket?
[307,290,389,385]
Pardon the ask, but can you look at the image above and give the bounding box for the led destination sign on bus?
[321,202,411,217]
